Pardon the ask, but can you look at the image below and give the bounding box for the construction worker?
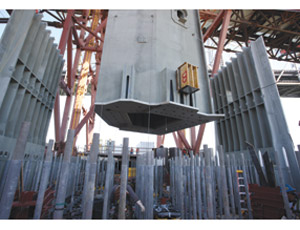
[109,176,145,219]
[286,184,300,218]
[281,184,300,219]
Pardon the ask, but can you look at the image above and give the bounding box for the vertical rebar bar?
[102,146,115,219]
[33,158,44,191]
[69,155,80,213]
[231,154,242,219]
[241,153,253,219]
[118,138,129,219]
[204,146,214,219]
[154,157,158,204]
[211,154,217,219]
[33,140,54,219]
[183,157,188,219]
[54,154,63,193]
[177,149,184,219]
[0,158,10,198]
[145,151,154,219]
[81,155,90,213]
[49,151,57,186]
[273,150,293,219]
[23,154,33,190]
[140,154,146,219]
[174,150,179,210]
[190,151,197,219]
[226,154,236,218]
[82,133,99,219]
[53,129,75,219]
[195,155,202,219]
[218,146,231,219]
[215,154,223,217]
[200,152,207,219]
[187,157,193,219]
[135,153,141,219]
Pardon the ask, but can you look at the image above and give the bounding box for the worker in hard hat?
[285,184,300,218]
[109,176,145,219]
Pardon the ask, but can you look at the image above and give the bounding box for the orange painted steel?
[194,10,232,153]
[53,10,107,153]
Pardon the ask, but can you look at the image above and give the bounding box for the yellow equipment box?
[128,168,136,178]
[177,62,199,94]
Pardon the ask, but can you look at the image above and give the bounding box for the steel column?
[54,10,75,143]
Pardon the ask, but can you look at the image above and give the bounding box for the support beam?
[74,105,95,137]
[203,10,225,42]
[200,10,300,37]
[193,124,206,154]
[177,130,192,150]
[86,18,106,150]
[190,127,196,149]
[54,10,75,143]
[211,10,232,75]
[59,79,71,96]
[156,135,165,148]
[70,10,101,154]
[172,132,180,148]
[195,10,232,148]
[60,15,88,144]
[72,15,104,42]
[84,17,107,45]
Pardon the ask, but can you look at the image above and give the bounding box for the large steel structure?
[1,10,299,153]
[95,10,223,135]
[0,10,64,157]
[211,37,300,191]
[0,9,300,220]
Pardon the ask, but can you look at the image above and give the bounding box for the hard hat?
[285,184,296,192]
